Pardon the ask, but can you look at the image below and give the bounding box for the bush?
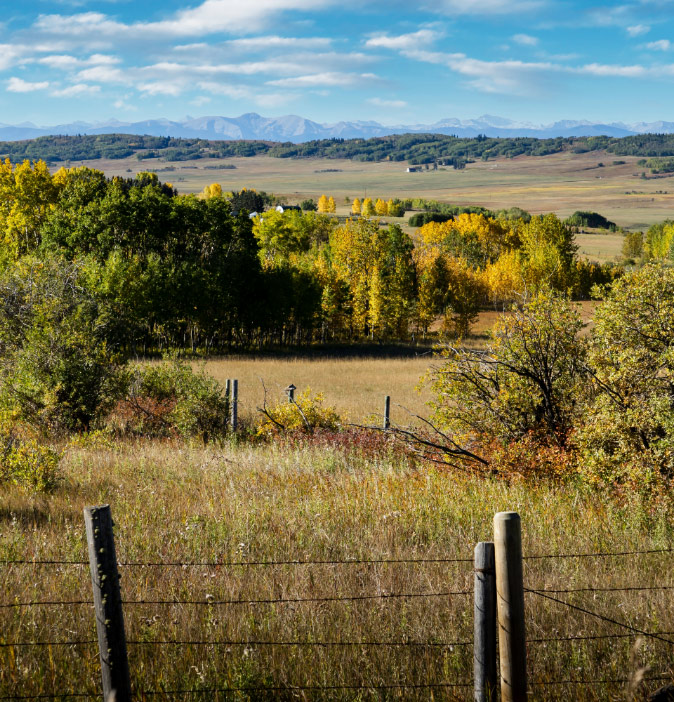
[430,289,586,453]
[113,358,229,440]
[256,389,342,438]
[0,258,124,434]
[577,265,674,487]
[0,427,61,491]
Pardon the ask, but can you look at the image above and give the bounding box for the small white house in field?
[406,166,421,173]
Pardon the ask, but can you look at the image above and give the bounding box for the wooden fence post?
[84,505,132,702]
[231,379,238,431]
[383,395,391,430]
[494,511,527,702]
[474,541,497,702]
[286,384,296,403]
[225,379,231,430]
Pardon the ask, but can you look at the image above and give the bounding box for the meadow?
[2,356,674,701]
[71,149,674,236]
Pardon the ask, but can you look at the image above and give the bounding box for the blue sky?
[3,0,674,126]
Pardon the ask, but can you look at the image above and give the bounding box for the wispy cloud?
[50,83,100,97]
[645,39,672,50]
[422,0,544,14]
[367,97,407,108]
[627,24,650,36]
[34,1,336,40]
[7,77,49,92]
[512,33,539,46]
[365,29,442,50]
[268,71,379,87]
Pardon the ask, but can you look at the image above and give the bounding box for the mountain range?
[2,113,674,143]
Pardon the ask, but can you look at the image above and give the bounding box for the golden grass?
[1,434,673,700]
[199,355,434,427]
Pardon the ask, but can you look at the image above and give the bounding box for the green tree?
[430,289,586,456]
[578,265,674,485]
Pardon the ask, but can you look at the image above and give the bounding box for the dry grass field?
[1,436,673,700]
[1,349,673,700]
[200,355,434,427]
[70,149,674,232]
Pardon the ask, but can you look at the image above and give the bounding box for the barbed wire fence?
[1,508,673,700]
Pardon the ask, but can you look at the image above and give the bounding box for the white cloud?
[645,39,672,51]
[0,44,29,71]
[38,53,120,69]
[137,80,185,96]
[76,65,127,82]
[367,97,407,108]
[512,33,539,46]
[267,71,378,87]
[50,83,100,97]
[579,62,649,77]
[6,77,49,92]
[627,24,650,36]
[34,1,335,40]
[365,29,442,50]
[422,0,544,14]
[227,35,333,50]
[190,95,212,106]
[197,81,252,98]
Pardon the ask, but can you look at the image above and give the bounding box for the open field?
[2,435,673,700]
[200,355,434,427]
[66,149,674,231]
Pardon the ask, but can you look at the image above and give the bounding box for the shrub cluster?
[428,266,674,492]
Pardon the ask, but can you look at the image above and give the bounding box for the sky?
[3,0,674,127]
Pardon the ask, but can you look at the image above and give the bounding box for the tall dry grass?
[1,433,673,700]
[199,355,435,427]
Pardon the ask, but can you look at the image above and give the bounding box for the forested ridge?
[5,131,674,164]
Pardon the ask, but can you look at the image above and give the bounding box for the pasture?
[68,149,674,233]
[2,355,674,700]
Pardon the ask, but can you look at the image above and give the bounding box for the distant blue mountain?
[0,113,671,143]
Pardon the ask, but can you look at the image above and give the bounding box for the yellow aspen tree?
[361,197,375,217]
[0,158,58,260]
[327,195,336,213]
[351,197,361,214]
[317,194,329,213]
[374,198,388,216]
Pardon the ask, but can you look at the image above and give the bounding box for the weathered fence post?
[494,511,527,702]
[231,379,238,431]
[286,384,296,403]
[383,395,391,430]
[84,505,131,702]
[225,379,231,430]
[474,541,497,702]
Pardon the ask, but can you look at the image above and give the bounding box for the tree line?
[6,132,674,166]
[0,159,619,358]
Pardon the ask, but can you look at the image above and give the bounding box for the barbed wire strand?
[6,631,674,649]
[524,548,672,560]
[126,638,473,648]
[123,590,472,607]
[2,546,672,568]
[530,585,674,594]
[138,682,473,696]
[0,640,96,648]
[0,557,472,567]
[0,600,90,609]
[526,588,674,646]
[529,631,674,643]
[532,675,671,686]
